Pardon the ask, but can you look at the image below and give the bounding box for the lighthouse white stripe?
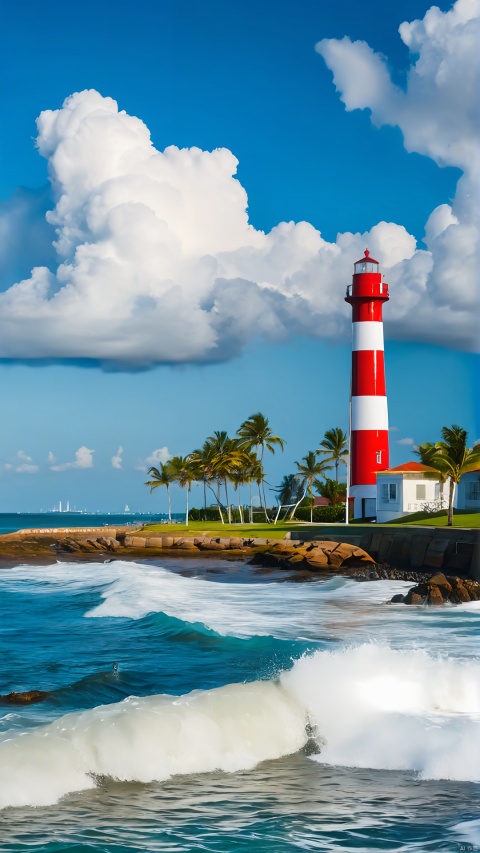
[351,396,389,431]
[352,322,384,352]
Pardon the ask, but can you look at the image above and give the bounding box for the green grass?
[140,520,342,539]
[383,510,480,528]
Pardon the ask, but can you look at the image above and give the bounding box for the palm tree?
[416,425,480,526]
[168,455,198,525]
[145,462,174,522]
[275,474,304,506]
[317,428,348,482]
[314,477,346,506]
[295,452,332,522]
[237,413,285,520]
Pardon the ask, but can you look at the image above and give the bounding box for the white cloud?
[4,450,39,474]
[316,0,480,349]
[136,446,172,472]
[47,451,56,464]
[395,437,415,445]
[0,2,477,365]
[111,446,123,469]
[50,446,95,472]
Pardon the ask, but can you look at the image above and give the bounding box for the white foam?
[281,644,480,782]
[0,680,306,809]
[1,643,479,809]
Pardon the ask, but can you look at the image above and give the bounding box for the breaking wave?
[1,643,479,809]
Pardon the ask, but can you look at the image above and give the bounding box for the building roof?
[377,461,439,475]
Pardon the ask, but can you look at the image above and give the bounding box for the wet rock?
[391,593,405,603]
[0,690,50,705]
[394,574,480,606]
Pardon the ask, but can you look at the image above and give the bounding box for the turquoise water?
[0,512,172,535]
[0,557,479,852]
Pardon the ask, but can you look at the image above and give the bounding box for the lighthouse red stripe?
[352,350,386,396]
[350,430,390,486]
[352,301,384,323]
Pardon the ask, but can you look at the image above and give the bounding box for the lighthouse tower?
[345,249,389,519]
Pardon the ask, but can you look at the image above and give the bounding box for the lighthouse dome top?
[354,248,379,274]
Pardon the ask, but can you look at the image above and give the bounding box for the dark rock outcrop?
[250,540,375,572]
[392,572,480,606]
[0,690,50,705]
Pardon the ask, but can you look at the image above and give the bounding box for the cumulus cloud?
[0,0,477,365]
[111,446,123,469]
[136,446,172,472]
[395,437,415,445]
[4,450,39,474]
[316,0,480,348]
[50,446,95,472]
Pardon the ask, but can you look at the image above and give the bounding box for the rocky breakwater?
[249,539,376,572]
[391,572,480,606]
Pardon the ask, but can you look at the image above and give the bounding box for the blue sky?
[0,0,477,513]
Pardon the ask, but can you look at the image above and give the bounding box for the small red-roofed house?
[376,462,445,523]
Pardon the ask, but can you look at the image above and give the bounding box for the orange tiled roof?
[377,461,439,475]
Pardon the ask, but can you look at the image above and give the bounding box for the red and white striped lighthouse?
[345,249,389,519]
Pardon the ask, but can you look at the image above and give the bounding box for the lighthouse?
[345,249,389,519]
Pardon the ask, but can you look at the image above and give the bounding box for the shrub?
[294,505,346,523]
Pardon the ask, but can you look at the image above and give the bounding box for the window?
[467,482,480,501]
[376,451,382,464]
[416,484,426,500]
[355,261,378,274]
[435,482,440,500]
[380,483,397,502]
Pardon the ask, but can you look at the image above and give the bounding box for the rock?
[449,578,471,603]
[171,538,198,549]
[399,575,480,607]
[427,572,452,594]
[97,537,120,551]
[161,537,175,547]
[145,537,164,548]
[391,593,405,603]
[427,584,445,606]
[123,536,146,548]
[0,690,50,705]
[86,539,105,550]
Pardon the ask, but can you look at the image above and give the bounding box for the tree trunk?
[225,480,231,524]
[310,482,313,523]
[335,459,339,482]
[207,481,224,523]
[249,480,253,523]
[185,485,189,526]
[203,477,207,520]
[447,478,455,526]
[167,485,172,523]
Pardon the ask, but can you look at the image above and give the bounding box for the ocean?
[0,553,479,852]
[0,513,171,536]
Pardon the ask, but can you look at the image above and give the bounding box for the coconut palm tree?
[275,474,304,507]
[145,462,174,522]
[237,413,285,520]
[314,477,346,506]
[168,455,198,525]
[416,425,480,526]
[317,427,348,482]
[295,452,332,522]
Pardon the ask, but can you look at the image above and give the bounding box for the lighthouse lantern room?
[345,249,390,519]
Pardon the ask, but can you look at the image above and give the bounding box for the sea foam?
[1,643,479,809]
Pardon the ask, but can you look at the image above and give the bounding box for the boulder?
[391,593,405,604]
[395,575,480,606]
[427,584,445,606]
[123,536,146,548]
[145,537,164,548]
[0,690,50,705]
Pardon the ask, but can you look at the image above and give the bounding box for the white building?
[454,468,480,511]
[376,462,444,523]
